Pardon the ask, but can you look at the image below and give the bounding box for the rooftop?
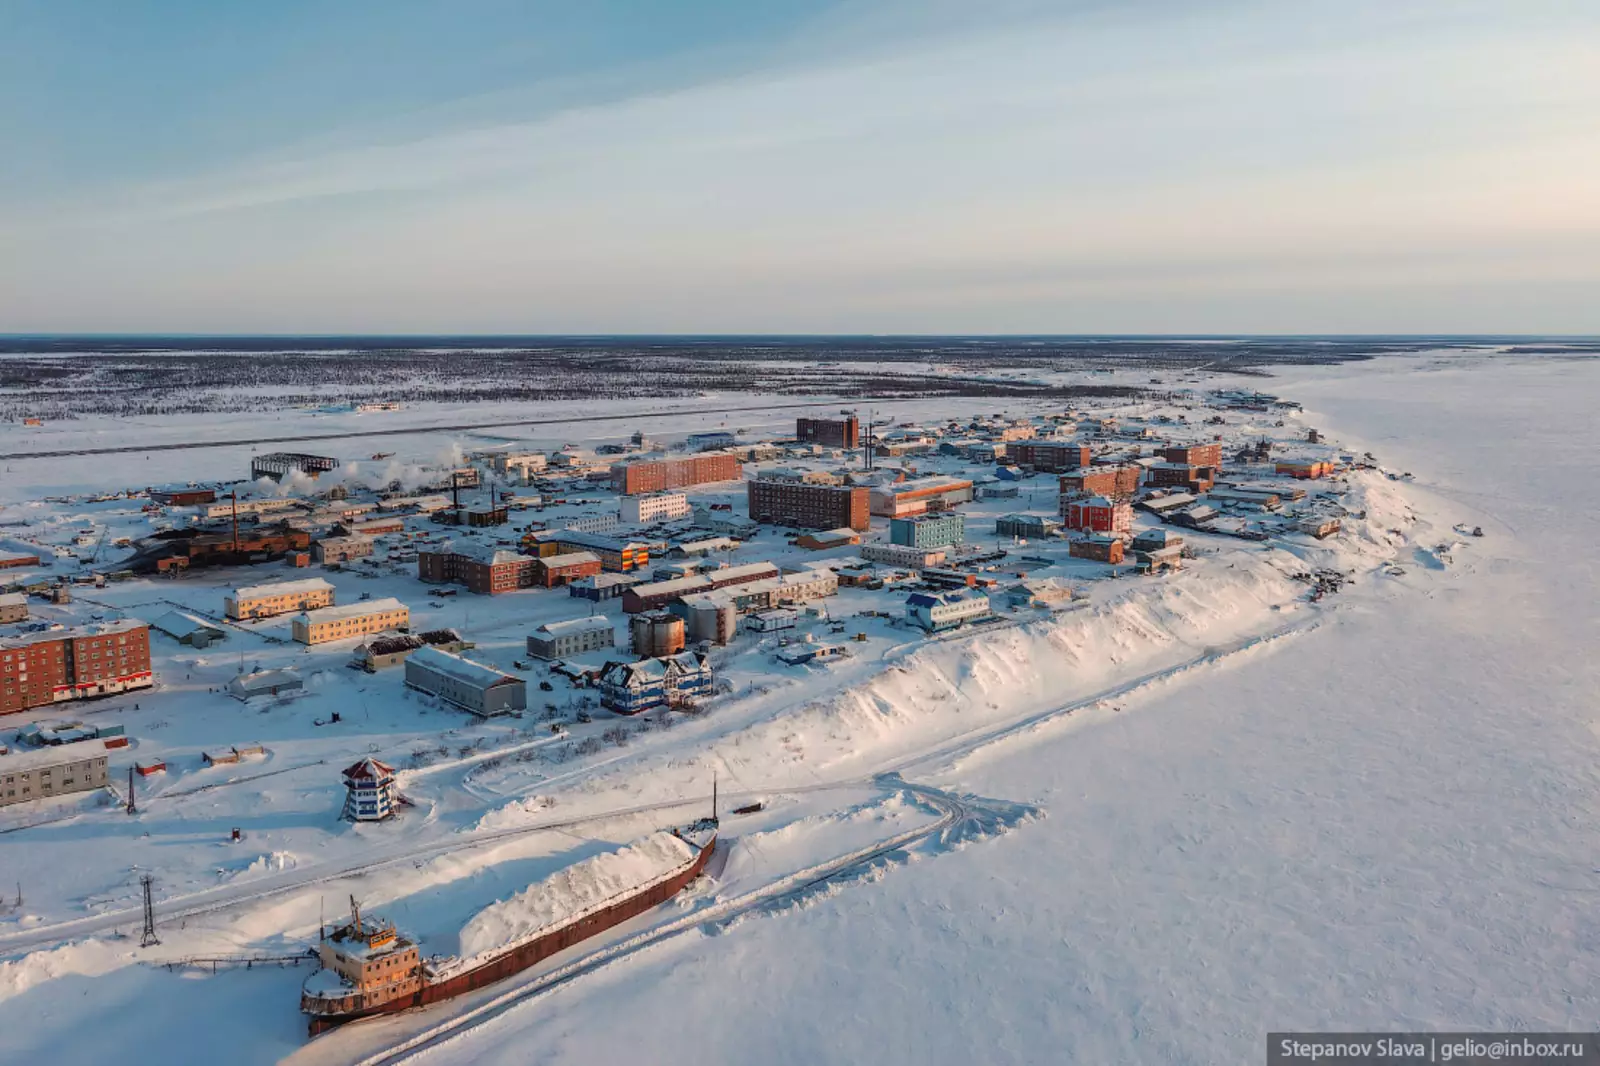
[231,577,334,601]
[299,597,407,623]
[409,644,517,689]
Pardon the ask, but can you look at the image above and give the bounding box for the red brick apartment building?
[747,481,869,531]
[796,416,860,449]
[418,546,538,594]
[1059,464,1141,499]
[611,454,741,495]
[1163,442,1223,468]
[1009,442,1091,472]
[1,620,153,715]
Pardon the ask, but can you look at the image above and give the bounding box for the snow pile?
[455,832,696,961]
[217,851,298,883]
[0,941,126,1003]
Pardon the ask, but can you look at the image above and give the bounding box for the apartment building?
[292,598,409,645]
[1009,441,1091,472]
[795,415,860,449]
[611,454,741,495]
[747,480,869,532]
[225,578,335,620]
[418,544,538,594]
[889,513,966,549]
[1,620,153,715]
[620,492,691,525]
[0,743,111,807]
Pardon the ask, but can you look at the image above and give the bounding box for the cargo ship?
[300,817,717,1036]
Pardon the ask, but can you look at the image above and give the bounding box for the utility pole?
[126,766,136,815]
[139,874,159,947]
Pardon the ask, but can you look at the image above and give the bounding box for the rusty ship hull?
[304,832,715,1036]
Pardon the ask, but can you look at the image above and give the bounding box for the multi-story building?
[761,467,843,486]
[1058,464,1142,499]
[562,513,621,535]
[1276,460,1335,479]
[528,530,650,572]
[859,543,947,568]
[890,512,966,549]
[1147,462,1215,493]
[0,743,111,806]
[611,454,742,495]
[728,567,840,613]
[313,535,374,564]
[1163,442,1224,468]
[867,477,975,518]
[620,492,691,525]
[905,592,991,632]
[527,617,617,660]
[0,592,27,624]
[202,497,301,521]
[344,516,405,537]
[419,544,538,594]
[533,551,603,587]
[225,578,336,620]
[340,758,398,822]
[292,599,409,645]
[490,452,547,482]
[1,620,154,716]
[1063,495,1133,535]
[1008,441,1090,471]
[747,480,869,531]
[404,645,526,717]
[796,415,860,449]
[1069,535,1125,564]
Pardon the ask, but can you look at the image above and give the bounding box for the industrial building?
[796,415,860,449]
[225,577,335,620]
[130,521,312,573]
[685,431,737,451]
[598,651,712,714]
[202,497,301,520]
[404,645,526,717]
[344,516,405,536]
[1063,496,1133,535]
[747,480,870,532]
[419,544,539,594]
[0,742,111,807]
[673,593,738,645]
[341,758,398,821]
[292,598,409,645]
[313,535,375,564]
[630,611,687,656]
[905,591,992,632]
[890,513,966,549]
[0,550,42,570]
[150,609,226,648]
[611,453,741,495]
[620,492,691,525]
[251,452,338,481]
[527,617,617,660]
[868,476,974,518]
[150,488,217,506]
[226,668,304,700]
[1,620,153,716]
[1007,441,1090,471]
[621,561,781,614]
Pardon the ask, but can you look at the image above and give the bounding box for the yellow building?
[292,598,409,645]
[225,578,335,620]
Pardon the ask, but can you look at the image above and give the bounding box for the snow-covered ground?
[2,348,1593,1065]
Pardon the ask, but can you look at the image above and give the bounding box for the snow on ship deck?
[424,831,700,981]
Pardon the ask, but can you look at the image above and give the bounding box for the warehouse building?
[150,487,217,506]
[890,513,966,549]
[611,453,742,495]
[796,415,860,449]
[0,550,42,570]
[404,645,526,717]
[292,598,409,645]
[527,617,617,660]
[747,480,870,531]
[419,543,538,594]
[620,492,691,525]
[226,667,304,700]
[1,620,153,716]
[150,609,226,648]
[795,528,862,550]
[0,742,111,807]
[225,578,335,620]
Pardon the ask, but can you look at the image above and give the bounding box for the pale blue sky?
[1,0,1596,333]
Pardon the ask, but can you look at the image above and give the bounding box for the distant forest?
[0,335,1517,420]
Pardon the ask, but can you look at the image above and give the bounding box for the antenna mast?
[139,874,159,947]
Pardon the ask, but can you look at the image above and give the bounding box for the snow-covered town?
[6,334,1578,1065]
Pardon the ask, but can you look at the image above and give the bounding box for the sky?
[1,0,1597,334]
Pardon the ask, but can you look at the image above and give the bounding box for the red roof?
[341,757,396,782]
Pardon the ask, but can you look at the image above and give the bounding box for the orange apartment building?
[610,454,741,495]
[1,620,154,716]
[292,599,410,645]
